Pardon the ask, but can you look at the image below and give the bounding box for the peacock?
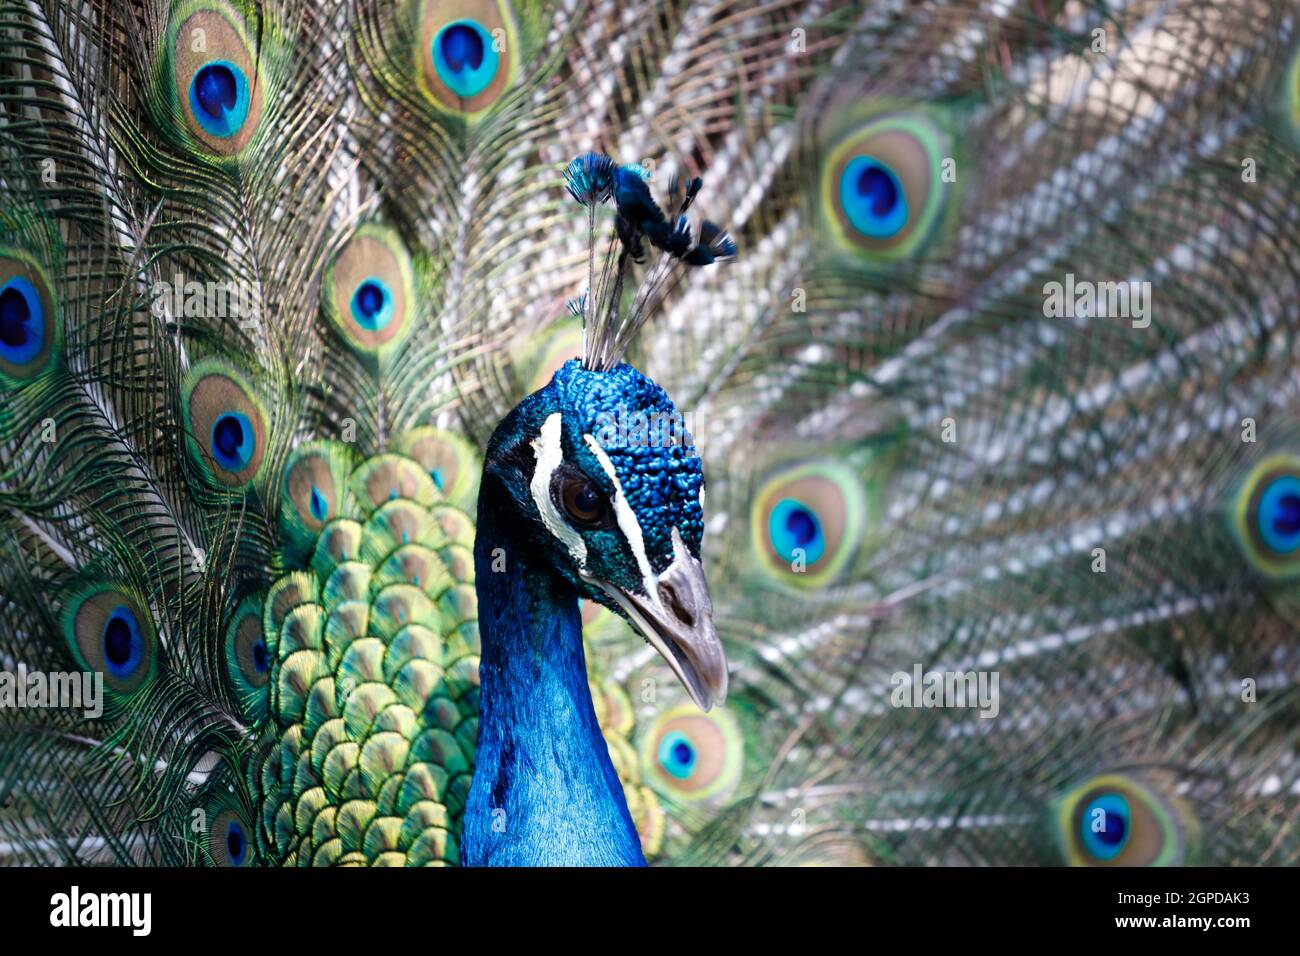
[0,0,1298,868]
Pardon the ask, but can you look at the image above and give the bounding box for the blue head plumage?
[480,356,724,710]
[549,359,705,569]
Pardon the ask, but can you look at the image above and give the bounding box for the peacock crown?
[562,152,736,372]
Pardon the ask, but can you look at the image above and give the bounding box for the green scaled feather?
[252,444,482,865]
[278,441,358,567]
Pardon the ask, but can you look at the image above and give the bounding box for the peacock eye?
[560,475,605,526]
[208,807,254,867]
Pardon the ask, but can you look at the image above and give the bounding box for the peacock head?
[482,358,726,711]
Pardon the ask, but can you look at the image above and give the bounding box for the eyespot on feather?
[0,252,59,387]
[750,460,867,588]
[322,225,417,358]
[182,359,271,489]
[1230,454,1300,579]
[1053,774,1196,867]
[225,596,271,722]
[816,108,953,264]
[62,586,159,699]
[208,804,256,866]
[166,0,266,157]
[416,0,518,117]
[638,704,743,804]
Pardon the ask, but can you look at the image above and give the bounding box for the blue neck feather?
[463,478,646,866]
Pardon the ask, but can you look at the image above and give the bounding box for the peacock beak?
[583,527,728,711]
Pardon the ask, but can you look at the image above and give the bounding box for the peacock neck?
[464,480,646,866]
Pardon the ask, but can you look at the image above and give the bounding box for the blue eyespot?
[1080,793,1130,861]
[840,156,908,239]
[226,819,248,866]
[432,20,499,98]
[769,498,826,565]
[0,276,45,365]
[1256,474,1300,556]
[102,606,145,681]
[250,637,269,674]
[309,485,329,522]
[658,731,697,780]
[430,467,445,491]
[188,60,250,138]
[210,411,254,472]
[350,278,394,331]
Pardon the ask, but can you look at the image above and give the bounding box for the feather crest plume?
[563,152,736,372]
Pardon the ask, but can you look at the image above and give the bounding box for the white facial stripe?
[584,433,660,606]
[531,413,588,569]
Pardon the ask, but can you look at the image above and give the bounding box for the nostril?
[659,580,694,627]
